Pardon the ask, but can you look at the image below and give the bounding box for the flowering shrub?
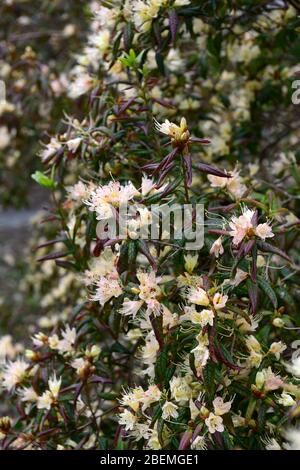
[1,0,300,451]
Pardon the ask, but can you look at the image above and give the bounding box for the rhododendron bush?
[0,0,300,451]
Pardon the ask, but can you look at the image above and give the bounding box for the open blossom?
[66,137,81,153]
[208,169,246,199]
[67,181,95,203]
[196,309,214,327]
[142,385,162,410]
[254,223,274,240]
[154,117,190,144]
[137,271,161,302]
[229,207,274,245]
[170,376,193,404]
[213,397,232,416]
[120,387,144,412]
[246,335,261,353]
[119,409,137,431]
[205,412,224,434]
[129,423,153,441]
[57,325,76,354]
[184,253,198,274]
[210,236,224,258]
[90,276,122,305]
[141,332,160,377]
[188,286,210,306]
[85,181,139,220]
[229,208,254,245]
[277,392,296,407]
[192,343,210,370]
[191,436,207,450]
[83,248,118,286]
[162,401,179,421]
[48,374,62,398]
[255,367,283,391]
[227,268,248,287]
[37,374,61,411]
[18,387,38,403]
[39,137,62,162]
[131,0,161,32]
[120,299,144,318]
[71,357,91,378]
[212,292,228,310]
[182,308,214,327]
[248,351,263,368]
[141,175,168,196]
[2,359,30,391]
[268,341,287,360]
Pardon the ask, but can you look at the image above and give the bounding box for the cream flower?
[187,308,214,327]
[120,299,144,318]
[48,374,62,399]
[268,341,287,360]
[142,384,161,410]
[210,237,224,258]
[18,387,38,403]
[0,335,23,359]
[229,207,274,245]
[55,325,77,354]
[132,0,161,33]
[184,254,198,274]
[254,223,274,241]
[277,392,296,407]
[91,276,122,306]
[120,387,144,412]
[191,435,207,450]
[212,292,228,310]
[192,343,210,370]
[141,175,168,196]
[2,359,30,391]
[137,271,161,301]
[246,335,261,353]
[119,409,137,431]
[67,181,95,203]
[170,376,193,403]
[37,374,61,410]
[85,181,139,220]
[162,401,179,421]
[66,137,82,153]
[228,268,248,287]
[188,287,210,306]
[255,367,283,391]
[154,117,190,144]
[39,137,61,162]
[213,397,232,416]
[208,169,246,199]
[229,208,255,245]
[205,412,224,434]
